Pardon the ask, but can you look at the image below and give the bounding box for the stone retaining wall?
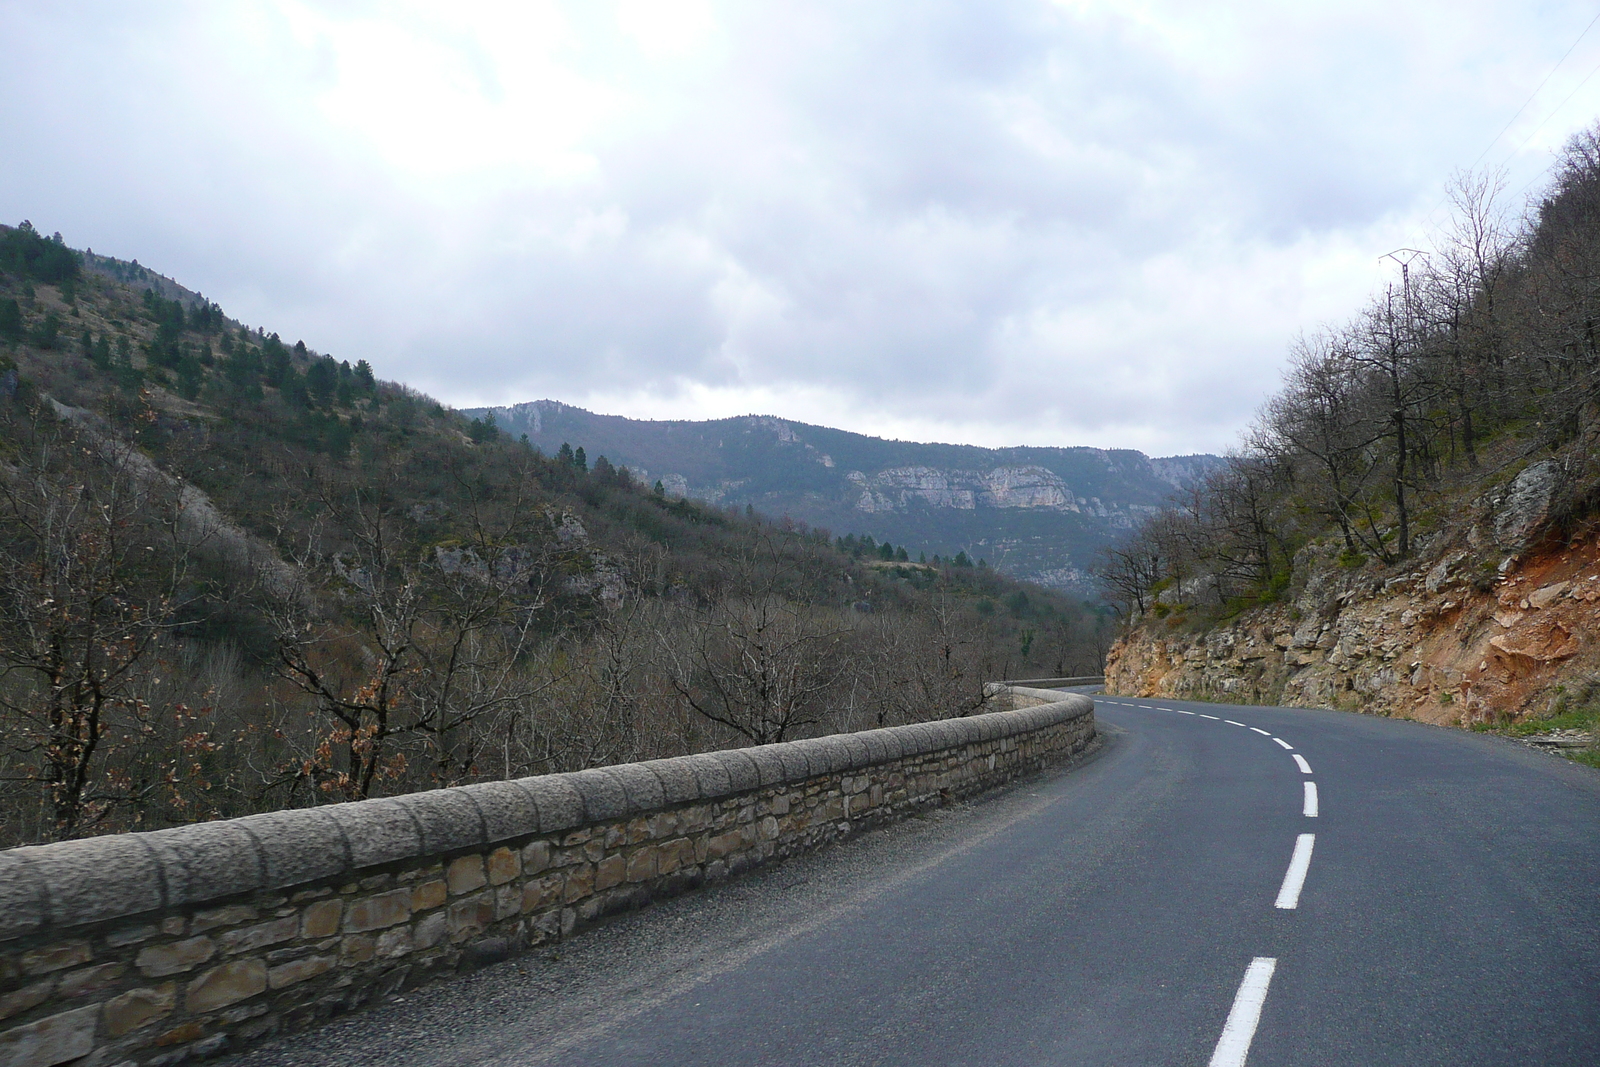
[1000,675,1104,689]
[0,690,1093,1067]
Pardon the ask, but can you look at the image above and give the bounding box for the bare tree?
[0,410,195,838]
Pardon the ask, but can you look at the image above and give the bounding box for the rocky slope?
[1106,459,1600,726]
[467,399,1219,593]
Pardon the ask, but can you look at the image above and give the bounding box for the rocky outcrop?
[844,463,1162,523]
[1107,532,1600,724]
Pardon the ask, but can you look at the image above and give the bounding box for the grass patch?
[1472,683,1600,769]
[1494,691,1600,737]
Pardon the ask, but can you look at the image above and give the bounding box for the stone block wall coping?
[0,695,1092,943]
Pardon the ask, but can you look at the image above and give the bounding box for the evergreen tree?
[0,221,81,284]
[574,446,587,472]
[176,356,204,400]
[557,442,575,466]
[0,299,21,343]
[263,344,292,388]
[31,312,60,349]
[305,358,337,405]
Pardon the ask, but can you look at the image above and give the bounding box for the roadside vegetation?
[0,221,1107,847]
[1471,678,1600,768]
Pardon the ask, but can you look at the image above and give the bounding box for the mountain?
[463,399,1220,593]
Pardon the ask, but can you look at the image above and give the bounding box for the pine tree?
[0,299,21,343]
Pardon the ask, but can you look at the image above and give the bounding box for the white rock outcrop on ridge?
[979,466,1073,509]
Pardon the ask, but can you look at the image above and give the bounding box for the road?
[224,693,1600,1067]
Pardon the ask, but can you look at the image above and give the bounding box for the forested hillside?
[465,399,1219,593]
[0,223,1109,847]
[1101,126,1600,742]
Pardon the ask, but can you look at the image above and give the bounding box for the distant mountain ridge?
[464,400,1220,592]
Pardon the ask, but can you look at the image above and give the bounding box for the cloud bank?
[4,0,1600,454]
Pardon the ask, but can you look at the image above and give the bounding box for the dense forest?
[0,222,1109,847]
[1098,125,1600,624]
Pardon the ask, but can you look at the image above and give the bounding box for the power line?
[1417,9,1600,234]
[1499,50,1600,169]
[1468,9,1600,173]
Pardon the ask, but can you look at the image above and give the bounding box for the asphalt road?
[224,693,1600,1067]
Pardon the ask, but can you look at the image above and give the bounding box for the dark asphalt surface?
[223,693,1600,1067]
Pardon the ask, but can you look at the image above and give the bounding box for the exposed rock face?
[978,466,1072,509]
[1149,455,1217,489]
[1494,460,1560,545]
[849,465,1091,513]
[1107,536,1600,724]
[858,467,976,510]
[843,463,1163,521]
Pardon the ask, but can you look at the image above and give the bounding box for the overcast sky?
[4,2,1600,455]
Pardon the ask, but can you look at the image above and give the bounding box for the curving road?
[223,692,1600,1067]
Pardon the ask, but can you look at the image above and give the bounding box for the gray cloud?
[3,0,1599,454]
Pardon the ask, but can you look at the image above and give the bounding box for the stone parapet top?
[0,694,1091,942]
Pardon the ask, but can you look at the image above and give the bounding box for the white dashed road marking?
[1209,957,1278,1067]
[1274,833,1316,909]
[1101,694,1327,1057]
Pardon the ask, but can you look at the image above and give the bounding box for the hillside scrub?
[1098,125,1600,735]
[0,225,1108,847]
[1099,126,1600,629]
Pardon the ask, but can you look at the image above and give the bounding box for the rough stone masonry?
[0,689,1094,1067]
